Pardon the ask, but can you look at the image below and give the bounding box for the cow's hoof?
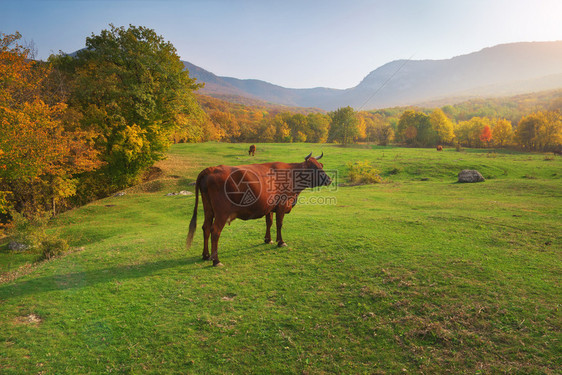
[277,242,287,247]
[265,239,274,244]
[213,261,224,267]
[202,255,211,261]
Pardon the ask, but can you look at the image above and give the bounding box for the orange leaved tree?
[0,32,101,218]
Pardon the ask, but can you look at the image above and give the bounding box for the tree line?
[1,25,562,221]
[189,98,562,152]
[1,26,202,218]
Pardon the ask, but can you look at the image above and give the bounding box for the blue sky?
[3,0,562,89]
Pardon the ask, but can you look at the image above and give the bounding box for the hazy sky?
[3,0,562,89]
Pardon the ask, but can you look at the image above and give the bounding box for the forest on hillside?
[192,89,562,150]
[1,25,562,224]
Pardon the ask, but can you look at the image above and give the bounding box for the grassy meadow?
[1,143,561,374]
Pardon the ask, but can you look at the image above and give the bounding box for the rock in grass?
[8,241,28,251]
[166,191,192,196]
[458,169,485,183]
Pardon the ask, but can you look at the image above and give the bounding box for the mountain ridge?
[184,41,562,111]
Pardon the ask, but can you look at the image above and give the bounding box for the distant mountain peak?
[184,41,562,110]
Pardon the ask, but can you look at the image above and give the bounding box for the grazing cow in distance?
[186,153,331,266]
[249,145,256,156]
[436,145,443,151]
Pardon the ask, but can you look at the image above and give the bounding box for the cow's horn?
[304,152,312,161]
[315,152,323,160]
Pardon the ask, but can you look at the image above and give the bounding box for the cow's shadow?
[0,256,200,300]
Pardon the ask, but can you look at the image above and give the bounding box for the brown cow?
[186,153,331,266]
[436,145,443,151]
[249,145,256,156]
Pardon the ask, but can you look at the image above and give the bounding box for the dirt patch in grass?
[14,313,43,325]
[0,263,36,284]
[142,166,164,182]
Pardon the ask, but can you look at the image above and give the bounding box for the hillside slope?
[185,41,562,110]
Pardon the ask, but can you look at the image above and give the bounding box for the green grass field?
[1,143,561,374]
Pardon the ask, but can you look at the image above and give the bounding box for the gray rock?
[114,192,126,197]
[167,191,193,196]
[8,241,28,251]
[458,169,485,183]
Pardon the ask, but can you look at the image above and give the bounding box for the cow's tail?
[186,175,200,250]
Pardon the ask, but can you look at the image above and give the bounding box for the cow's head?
[304,152,332,187]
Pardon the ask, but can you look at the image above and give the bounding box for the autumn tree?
[397,110,419,145]
[364,113,394,145]
[455,117,492,147]
[328,106,359,145]
[397,110,435,146]
[535,111,562,151]
[516,111,562,151]
[0,32,100,216]
[286,113,308,142]
[479,124,492,146]
[430,108,455,144]
[492,119,513,147]
[52,25,203,195]
[255,121,277,142]
[269,113,292,142]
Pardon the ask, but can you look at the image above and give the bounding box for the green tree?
[306,113,330,143]
[328,106,359,145]
[397,110,435,146]
[53,25,202,195]
[286,114,308,142]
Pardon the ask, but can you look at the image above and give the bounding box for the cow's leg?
[210,215,227,266]
[201,194,214,261]
[264,212,274,244]
[202,211,213,261]
[275,209,287,247]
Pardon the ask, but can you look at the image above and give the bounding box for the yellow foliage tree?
[430,108,455,144]
[0,32,100,216]
[492,119,513,147]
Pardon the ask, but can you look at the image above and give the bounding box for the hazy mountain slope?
[184,41,562,110]
[350,41,562,109]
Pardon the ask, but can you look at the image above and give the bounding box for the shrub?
[6,210,69,261]
[347,161,383,184]
[6,211,49,250]
[388,166,402,175]
[37,236,69,261]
